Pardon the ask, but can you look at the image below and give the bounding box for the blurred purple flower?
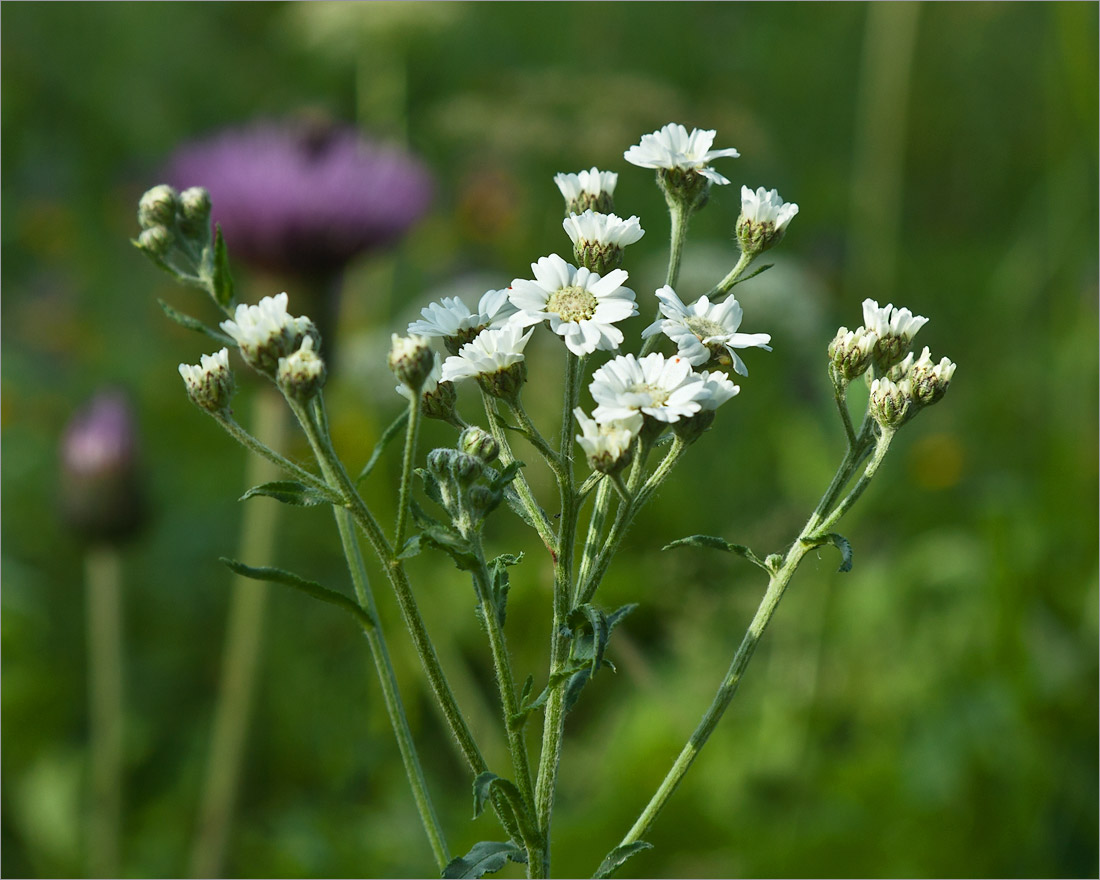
[60,390,146,543]
[167,118,433,276]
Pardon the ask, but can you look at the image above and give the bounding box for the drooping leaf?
[663,534,768,573]
[356,409,410,485]
[211,224,235,308]
[157,299,235,346]
[240,480,334,507]
[825,532,853,572]
[219,558,373,630]
[442,841,527,879]
[593,841,654,879]
[472,771,501,819]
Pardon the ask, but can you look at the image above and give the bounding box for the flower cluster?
[220,292,320,377]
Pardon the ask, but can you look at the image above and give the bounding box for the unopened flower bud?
[277,337,326,403]
[136,224,175,258]
[906,347,956,408]
[59,391,147,544]
[427,448,457,480]
[735,186,798,257]
[178,186,212,240]
[449,451,483,486]
[459,426,499,464]
[467,484,503,518]
[179,348,235,413]
[389,334,434,392]
[137,184,179,230]
[828,326,878,383]
[868,377,913,429]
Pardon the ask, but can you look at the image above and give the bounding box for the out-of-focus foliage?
[2,3,1096,878]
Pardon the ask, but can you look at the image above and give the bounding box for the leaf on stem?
[593,841,653,879]
[442,841,527,879]
[399,524,479,571]
[487,553,523,627]
[212,224,235,309]
[824,532,853,572]
[219,557,373,630]
[561,602,637,711]
[240,480,334,507]
[729,262,773,287]
[355,410,411,485]
[157,299,235,346]
[662,534,769,574]
[415,467,446,507]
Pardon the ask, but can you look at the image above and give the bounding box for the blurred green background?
[3,3,1097,878]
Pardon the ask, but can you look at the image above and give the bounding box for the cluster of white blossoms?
[220,292,318,376]
[624,123,741,186]
[829,298,932,380]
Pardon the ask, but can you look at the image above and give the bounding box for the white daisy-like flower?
[623,123,740,186]
[589,352,708,424]
[695,370,741,411]
[441,323,534,384]
[554,167,618,213]
[740,186,799,233]
[179,348,234,412]
[563,211,645,250]
[641,285,772,375]
[407,289,518,353]
[861,299,929,343]
[573,407,642,475]
[220,292,317,374]
[509,254,637,357]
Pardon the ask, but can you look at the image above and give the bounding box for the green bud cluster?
[134,184,213,263]
[425,427,508,536]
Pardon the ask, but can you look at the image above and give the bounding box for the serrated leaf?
[488,552,523,628]
[212,224,235,308]
[662,534,768,572]
[356,410,410,485]
[158,299,235,346]
[730,262,774,287]
[240,480,333,507]
[825,532,853,572]
[408,524,479,571]
[442,840,527,879]
[488,460,524,493]
[416,467,445,507]
[593,841,653,879]
[472,771,500,819]
[219,558,373,630]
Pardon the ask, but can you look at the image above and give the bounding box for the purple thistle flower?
[167,118,433,276]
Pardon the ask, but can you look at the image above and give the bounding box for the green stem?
[813,428,894,536]
[214,412,334,497]
[510,398,567,483]
[639,203,692,358]
[190,386,285,879]
[85,545,123,879]
[333,504,449,870]
[830,374,858,448]
[704,251,755,302]
[575,480,612,603]
[394,391,422,548]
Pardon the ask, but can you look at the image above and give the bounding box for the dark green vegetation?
[3,3,1096,877]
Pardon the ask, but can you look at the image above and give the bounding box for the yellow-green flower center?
[546,285,598,324]
[684,316,726,341]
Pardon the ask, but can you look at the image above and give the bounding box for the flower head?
[554,167,618,215]
[407,288,517,354]
[179,348,235,413]
[642,285,772,375]
[563,211,644,274]
[167,118,433,275]
[589,352,709,424]
[736,186,799,255]
[441,324,534,401]
[868,376,913,430]
[388,333,434,391]
[624,123,740,186]
[574,408,642,475]
[828,326,879,383]
[509,254,637,356]
[861,298,929,371]
[278,336,327,402]
[220,292,319,376]
[395,354,460,424]
[904,347,956,408]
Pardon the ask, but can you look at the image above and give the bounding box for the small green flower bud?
[476,360,527,404]
[389,334,434,392]
[466,484,503,518]
[178,186,212,240]
[449,451,483,486]
[459,426,499,464]
[427,448,457,480]
[868,377,913,430]
[735,187,798,258]
[277,337,327,403]
[136,224,175,258]
[828,326,878,383]
[137,184,179,230]
[179,348,235,413]
[423,379,459,423]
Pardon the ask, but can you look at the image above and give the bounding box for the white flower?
[623,123,740,186]
[861,299,929,343]
[220,292,316,373]
[554,167,618,205]
[574,407,642,475]
[179,348,234,412]
[509,254,637,356]
[407,289,518,352]
[695,370,740,411]
[740,186,799,233]
[278,336,327,402]
[641,285,772,375]
[562,211,644,250]
[441,323,534,384]
[589,352,708,424]
[905,346,956,407]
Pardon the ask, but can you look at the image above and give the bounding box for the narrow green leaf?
[158,299,235,346]
[662,534,768,572]
[212,224,235,308]
[593,841,654,879]
[240,480,334,507]
[219,558,373,630]
[563,667,592,713]
[826,532,853,572]
[356,409,410,485]
[410,524,479,571]
[488,552,523,628]
[730,262,774,287]
[487,460,524,493]
[472,771,500,819]
[415,467,445,507]
[442,841,526,879]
